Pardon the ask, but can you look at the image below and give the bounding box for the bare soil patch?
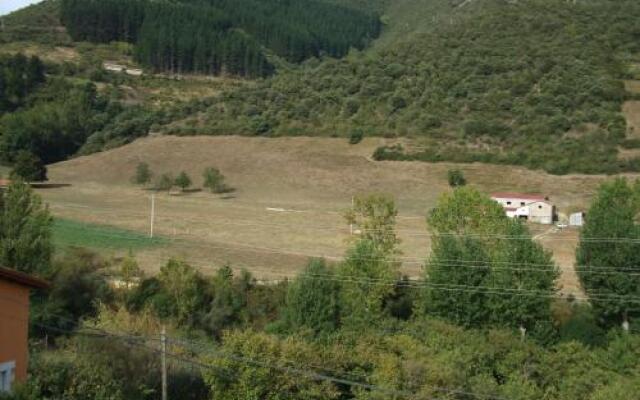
[623,100,640,139]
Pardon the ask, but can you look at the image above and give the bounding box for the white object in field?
[266,207,304,213]
[569,212,585,227]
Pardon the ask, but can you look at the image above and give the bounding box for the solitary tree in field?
[447,169,466,187]
[10,151,47,182]
[132,162,152,187]
[155,173,174,191]
[203,167,228,193]
[576,178,640,331]
[174,171,192,192]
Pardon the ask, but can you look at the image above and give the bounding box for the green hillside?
[0,0,70,45]
[164,0,640,174]
[2,0,640,175]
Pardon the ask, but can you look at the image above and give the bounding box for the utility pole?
[350,196,355,236]
[150,194,156,239]
[161,326,167,400]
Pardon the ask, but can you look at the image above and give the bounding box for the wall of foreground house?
[0,279,30,388]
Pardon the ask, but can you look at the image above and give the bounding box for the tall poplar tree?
[576,178,640,330]
[423,187,558,336]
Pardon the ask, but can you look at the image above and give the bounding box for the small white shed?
[569,212,585,227]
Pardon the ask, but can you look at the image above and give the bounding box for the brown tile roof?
[0,267,49,289]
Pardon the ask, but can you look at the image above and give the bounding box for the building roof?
[0,267,49,289]
[491,192,548,201]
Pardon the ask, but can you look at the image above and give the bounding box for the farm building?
[491,192,555,224]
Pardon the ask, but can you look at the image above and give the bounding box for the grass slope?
[39,135,626,294]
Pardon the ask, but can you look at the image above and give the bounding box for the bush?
[10,151,47,182]
[202,167,230,193]
[155,173,174,191]
[131,162,152,186]
[174,171,192,191]
[447,169,467,187]
[349,129,364,144]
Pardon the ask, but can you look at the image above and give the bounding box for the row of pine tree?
[0,53,46,114]
[60,0,380,77]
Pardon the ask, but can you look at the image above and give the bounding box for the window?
[538,205,543,209]
[520,202,525,206]
[0,361,15,393]
[506,201,512,205]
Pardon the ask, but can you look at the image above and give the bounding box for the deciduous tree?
[576,178,640,330]
[132,162,152,187]
[10,151,47,182]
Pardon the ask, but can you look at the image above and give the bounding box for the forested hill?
[167,0,640,175]
[59,0,382,77]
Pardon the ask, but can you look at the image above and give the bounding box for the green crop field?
[52,217,167,251]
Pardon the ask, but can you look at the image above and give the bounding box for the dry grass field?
[40,136,636,296]
[625,80,640,140]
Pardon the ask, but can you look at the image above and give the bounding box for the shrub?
[131,162,152,186]
[447,169,467,187]
[174,171,192,192]
[349,129,364,144]
[202,167,230,193]
[155,173,174,191]
[10,151,47,182]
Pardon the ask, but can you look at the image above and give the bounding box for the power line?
[49,202,640,244]
[118,256,640,305]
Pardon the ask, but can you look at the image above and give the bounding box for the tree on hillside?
[155,173,174,191]
[0,180,52,275]
[10,151,47,182]
[202,167,229,193]
[132,162,152,187]
[423,187,558,337]
[279,258,341,337]
[576,178,640,330]
[447,169,466,187]
[174,172,192,192]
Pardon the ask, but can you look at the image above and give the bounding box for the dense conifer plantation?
[0,53,46,114]
[59,0,380,77]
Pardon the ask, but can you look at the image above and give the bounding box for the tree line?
[60,0,380,77]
